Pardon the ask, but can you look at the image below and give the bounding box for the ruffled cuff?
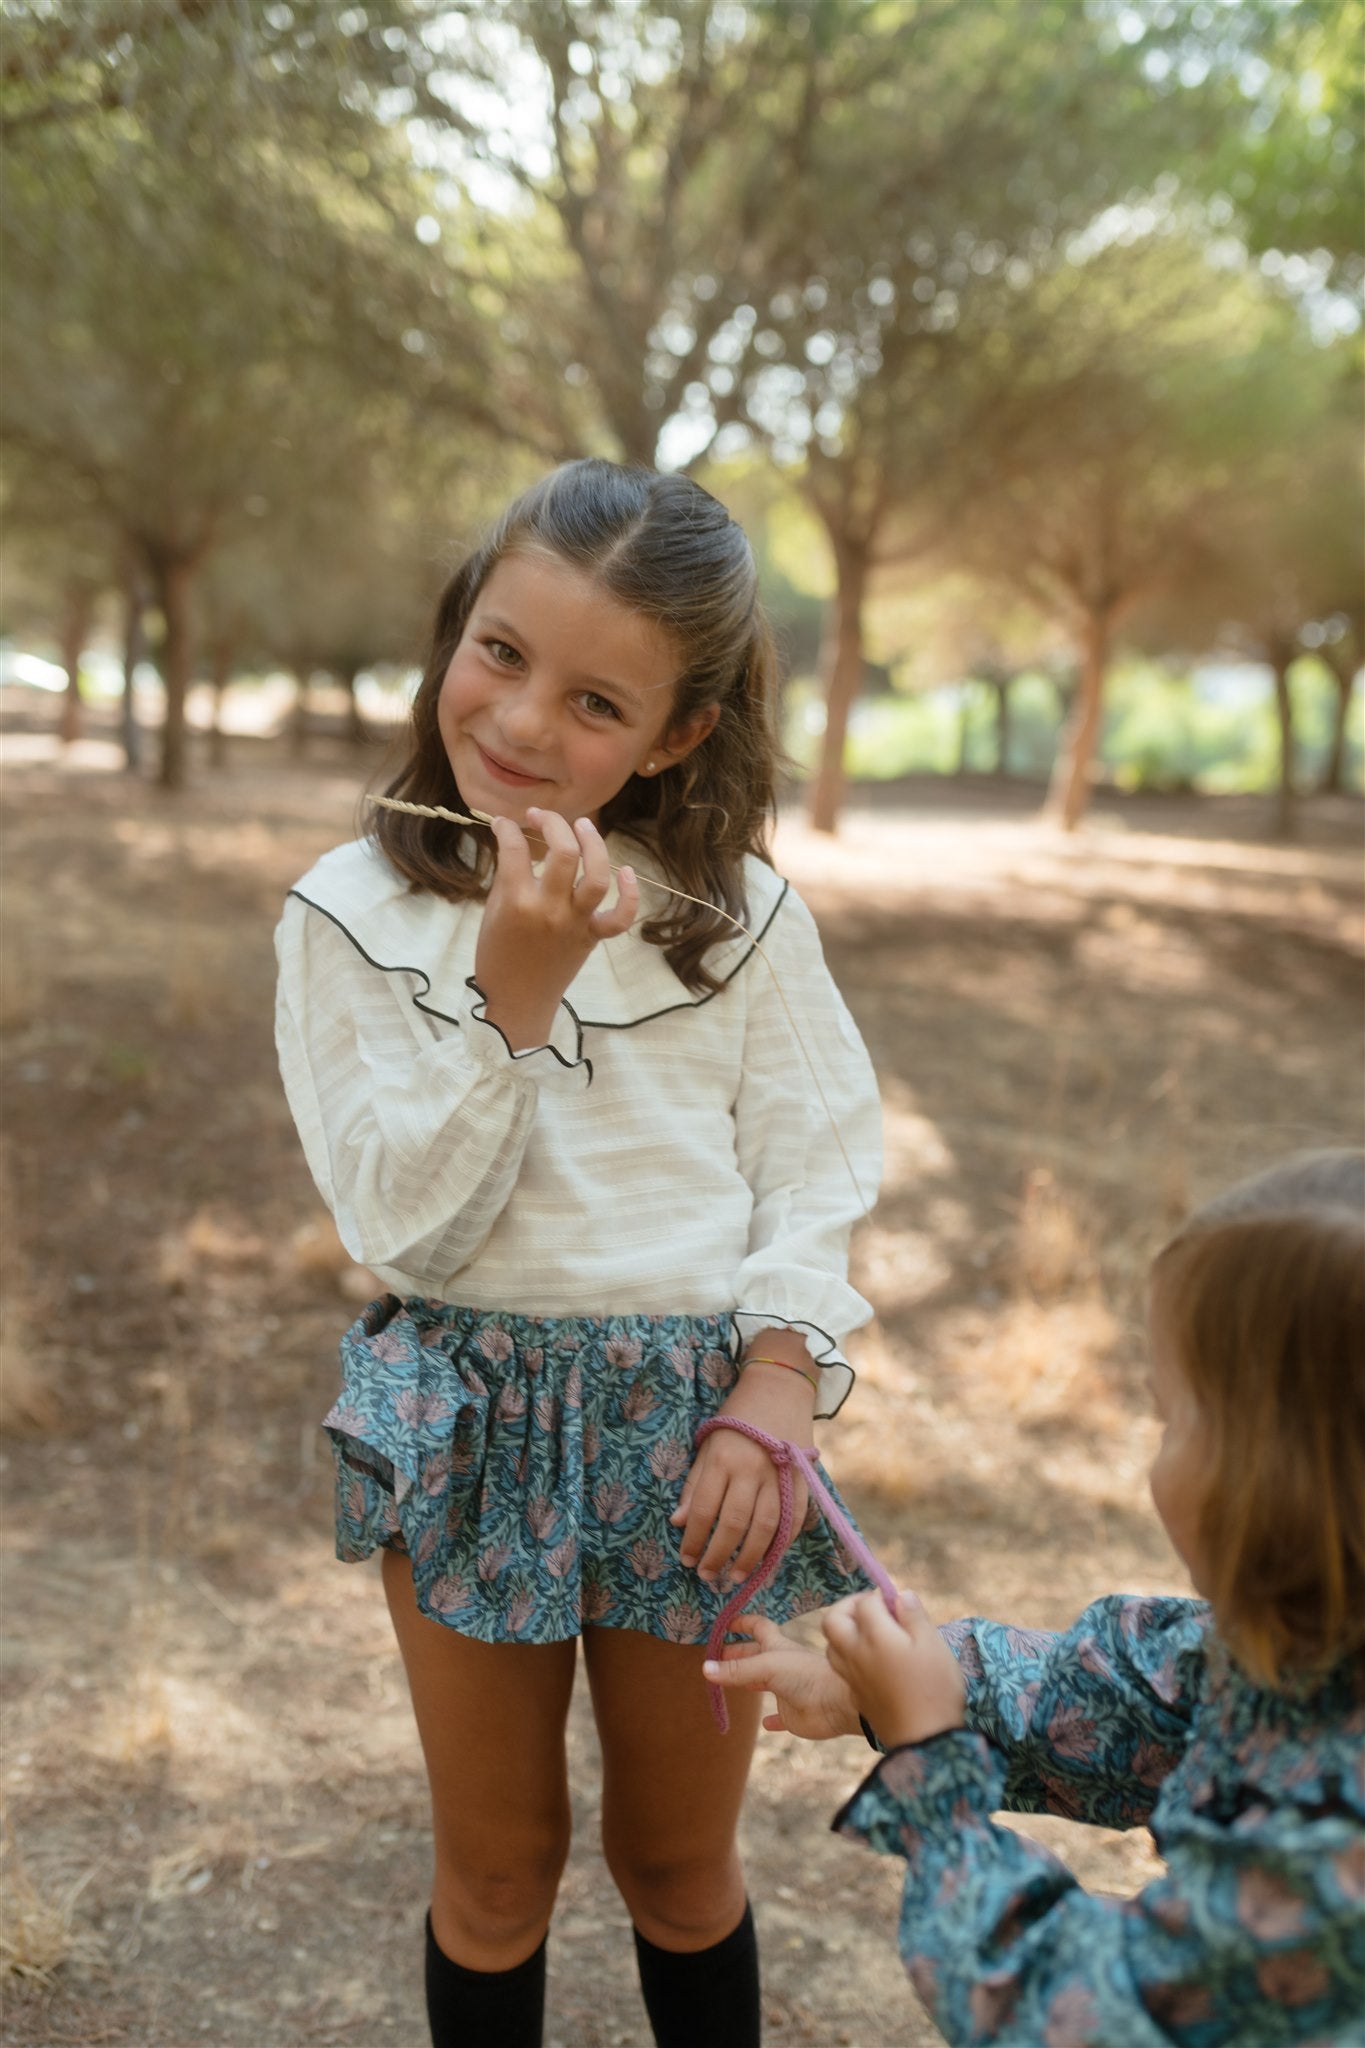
[832,1731,1005,1862]
[460,977,592,1091]
[730,1310,854,1419]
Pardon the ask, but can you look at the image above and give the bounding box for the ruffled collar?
[288,834,789,1030]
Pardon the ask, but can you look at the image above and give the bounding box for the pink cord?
[693,1415,900,1731]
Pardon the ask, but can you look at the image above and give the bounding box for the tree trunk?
[1047,612,1109,830]
[955,685,974,775]
[153,554,196,791]
[59,586,95,746]
[342,665,366,746]
[289,668,310,757]
[1318,654,1356,795]
[207,640,235,771]
[992,677,1012,777]
[1270,650,1296,839]
[808,540,870,836]
[120,568,146,773]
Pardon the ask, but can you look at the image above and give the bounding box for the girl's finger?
[725,1483,782,1584]
[526,806,581,888]
[590,863,638,938]
[702,1652,773,1690]
[732,1614,788,1652]
[695,1482,759,1580]
[572,817,611,910]
[674,1464,725,1569]
[821,1593,861,1636]
[489,814,533,888]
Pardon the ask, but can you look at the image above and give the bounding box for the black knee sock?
[424,1912,546,2048]
[633,1901,760,2048]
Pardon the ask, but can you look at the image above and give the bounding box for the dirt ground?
[2,721,1362,2047]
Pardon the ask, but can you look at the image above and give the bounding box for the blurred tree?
[0,0,520,787]
[1198,344,1361,831]
[1138,0,1365,301]
[0,454,117,744]
[410,0,1349,832]
[940,232,1318,827]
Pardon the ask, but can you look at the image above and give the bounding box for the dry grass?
[0,1835,102,1994]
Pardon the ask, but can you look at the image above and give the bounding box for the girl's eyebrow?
[474,609,649,709]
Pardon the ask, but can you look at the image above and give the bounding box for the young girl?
[273,458,882,2047]
[708,1150,1365,2046]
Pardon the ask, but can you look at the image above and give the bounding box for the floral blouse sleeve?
[942,1594,1212,1828]
[834,1728,1364,2047]
[834,1601,1365,2047]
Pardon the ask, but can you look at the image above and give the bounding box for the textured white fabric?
[274,836,882,1415]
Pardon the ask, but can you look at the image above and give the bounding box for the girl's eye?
[487,638,521,667]
[580,692,621,720]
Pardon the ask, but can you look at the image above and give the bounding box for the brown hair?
[1149,1150,1365,1685]
[372,459,781,993]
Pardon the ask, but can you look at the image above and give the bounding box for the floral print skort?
[324,1296,870,1645]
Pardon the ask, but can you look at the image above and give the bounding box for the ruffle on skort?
[323,1297,871,1646]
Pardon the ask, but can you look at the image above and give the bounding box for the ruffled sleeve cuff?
[832,1731,1006,1862]
[460,977,592,1092]
[730,1310,854,1419]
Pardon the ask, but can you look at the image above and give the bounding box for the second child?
[709,1151,1365,2046]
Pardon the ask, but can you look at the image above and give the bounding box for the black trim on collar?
[285,877,790,1034]
[286,889,465,1026]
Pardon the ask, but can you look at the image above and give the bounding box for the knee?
[434,1819,570,1951]
[603,1838,743,1947]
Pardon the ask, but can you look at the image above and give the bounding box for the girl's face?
[437,549,718,829]
[1146,1319,1211,1594]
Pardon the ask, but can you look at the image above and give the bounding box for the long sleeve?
[835,1726,1365,2048]
[943,1595,1211,1829]
[729,887,882,1415]
[274,894,588,1287]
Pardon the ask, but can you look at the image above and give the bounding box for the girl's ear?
[654,702,720,769]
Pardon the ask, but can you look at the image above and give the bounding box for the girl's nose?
[496,679,554,750]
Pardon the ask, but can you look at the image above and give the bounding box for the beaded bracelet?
[740,1354,820,1393]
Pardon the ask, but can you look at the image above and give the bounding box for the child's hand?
[822,1589,967,1750]
[670,1350,814,1589]
[475,809,639,1049]
[703,1616,861,1740]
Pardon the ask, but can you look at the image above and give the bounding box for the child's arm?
[938,1594,1210,1830]
[276,894,591,1280]
[674,884,883,1590]
[835,1733,1365,2048]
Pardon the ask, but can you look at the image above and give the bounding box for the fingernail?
[702,1661,719,1678]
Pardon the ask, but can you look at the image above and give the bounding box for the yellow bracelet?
[740,1355,819,1392]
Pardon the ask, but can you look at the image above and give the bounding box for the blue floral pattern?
[835,1596,1365,2047]
[324,1295,869,1645]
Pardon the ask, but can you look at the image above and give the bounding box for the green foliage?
[782,656,1362,794]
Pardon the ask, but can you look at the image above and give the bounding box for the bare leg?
[382,1549,578,1970]
[582,1625,763,1950]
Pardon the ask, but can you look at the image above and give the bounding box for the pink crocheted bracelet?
[693,1414,900,1732]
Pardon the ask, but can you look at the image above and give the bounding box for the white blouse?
[274,835,882,1415]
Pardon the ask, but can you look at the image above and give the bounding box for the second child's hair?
[375,459,782,994]
[1149,1150,1365,1685]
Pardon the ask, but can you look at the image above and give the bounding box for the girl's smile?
[437,550,705,827]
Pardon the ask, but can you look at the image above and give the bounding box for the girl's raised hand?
[821,1589,966,1751]
[475,809,639,1051]
[703,1615,861,1740]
